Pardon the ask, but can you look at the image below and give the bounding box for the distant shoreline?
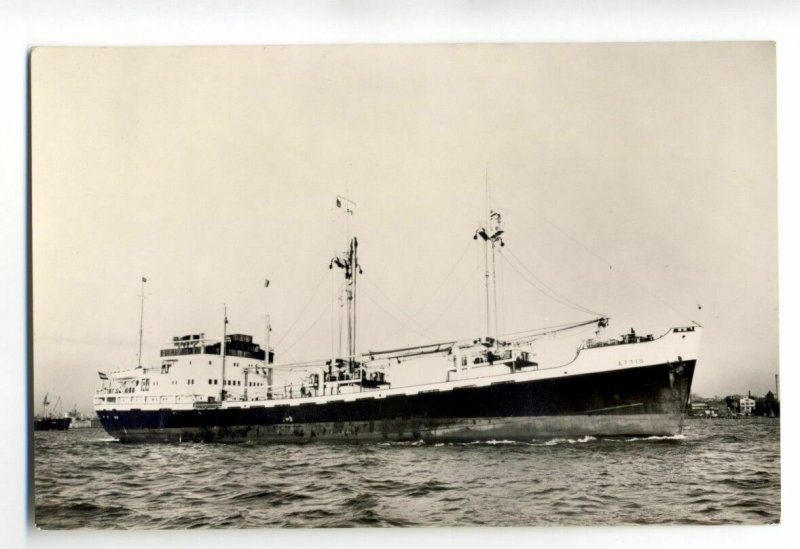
[686,415,780,422]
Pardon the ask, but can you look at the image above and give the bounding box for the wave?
[402,480,452,497]
[542,435,597,446]
[226,488,312,504]
[624,434,687,442]
[377,440,427,447]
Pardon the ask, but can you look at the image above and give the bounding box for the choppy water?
[33,418,780,528]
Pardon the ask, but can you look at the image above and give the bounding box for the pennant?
[336,197,342,208]
[98,371,108,380]
[142,277,147,283]
[264,279,270,287]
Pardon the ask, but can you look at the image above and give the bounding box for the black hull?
[97,360,695,443]
[33,417,72,431]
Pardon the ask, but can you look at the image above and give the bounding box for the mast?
[264,278,273,390]
[331,195,361,370]
[474,190,504,340]
[265,314,271,360]
[264,277,272,363]
[351,237,359,363]
[221,304,228,402]
[491,236,499,337]
[483,232,490,337]
[484,168,491,337]
[137,276,147,367]
[345,186,352,364]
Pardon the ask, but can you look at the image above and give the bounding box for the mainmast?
[330,195,362,370]
[474,187,504,340]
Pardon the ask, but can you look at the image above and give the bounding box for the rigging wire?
[371,240,474,347]
[273,270,329,350]
[502,317,604,343]
[502,247,602,316]
[371,261,481,350]
[361,275,442,339]
[603,265,613,315]
[360,284,434,341]
[278,348,298,365]
[504,245,601,315]
[487,187,599,325]
[607,263,696,323]
[407,240,473,320]
[422,262,481,334]
[526,209,694,320]
[280,300,332,356]
[499,317,604,341]
[492,182,695,323]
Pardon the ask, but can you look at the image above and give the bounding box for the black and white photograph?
[28,41,780,531]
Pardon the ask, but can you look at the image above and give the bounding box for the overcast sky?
[32,43,776,413]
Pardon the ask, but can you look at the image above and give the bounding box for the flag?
[264,279,270,287]
[142,277,147,283]
[336,197,342,208]
[98,371,108,380]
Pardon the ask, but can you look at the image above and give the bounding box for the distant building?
[724,395,741,414]
[698,391,780,418]
[689,401,709,416]
[688,398,722,417]
[755,391,780,417]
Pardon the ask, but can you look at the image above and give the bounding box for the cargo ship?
[94,198,701,443]
[34,394,72,431]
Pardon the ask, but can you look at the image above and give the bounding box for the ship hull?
[97,359,695,443]
[33,417,72,431]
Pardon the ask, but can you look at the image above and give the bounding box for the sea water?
[33,418,780,528]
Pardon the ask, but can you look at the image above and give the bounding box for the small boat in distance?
[94,196,701,443]
[34,394,72,431]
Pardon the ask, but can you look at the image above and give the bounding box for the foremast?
[330,195,362,371]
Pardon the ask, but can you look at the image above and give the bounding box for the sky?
[32,43,777,414]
